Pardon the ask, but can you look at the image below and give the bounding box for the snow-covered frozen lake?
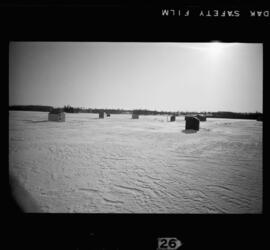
[9,111,262,213]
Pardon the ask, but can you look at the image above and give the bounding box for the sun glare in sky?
[9,42,263,113]
[208,42,226,56]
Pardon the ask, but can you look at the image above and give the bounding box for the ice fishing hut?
[132,113,139,119]
[48,109,65,122]
[256,114,263,121]
[196,114,207,121]
[185,116,200,130]
[99,112,105,119]
[170,115,176,122]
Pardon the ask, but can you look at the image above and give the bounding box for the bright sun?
[208,42,225,56]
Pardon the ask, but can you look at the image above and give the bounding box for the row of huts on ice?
[48,109,111,121]
[48,109,206,131]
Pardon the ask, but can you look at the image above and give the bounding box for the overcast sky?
[9,42,263,112]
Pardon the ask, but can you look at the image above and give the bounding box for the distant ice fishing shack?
[48,108,65,122]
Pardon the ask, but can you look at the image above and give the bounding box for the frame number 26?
[157,237,182,250]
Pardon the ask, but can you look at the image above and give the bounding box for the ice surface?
[9,111,262,213]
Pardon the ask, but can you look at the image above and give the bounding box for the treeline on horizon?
[9,105,263,120]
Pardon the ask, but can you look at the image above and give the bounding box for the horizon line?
[8,104,263,114]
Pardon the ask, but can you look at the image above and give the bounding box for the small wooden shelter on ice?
[170,115,176,122]
[99,112,105,119]
[256,115,263,121]
[196,114,207,121]
[132,113,139,119]
[185,116,200,130]
[48,109,65,122]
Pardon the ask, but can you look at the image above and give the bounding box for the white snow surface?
[9,111,262,213]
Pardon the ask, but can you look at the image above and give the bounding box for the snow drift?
[9,111,262,213]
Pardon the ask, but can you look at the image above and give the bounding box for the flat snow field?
[9,111,262,213]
